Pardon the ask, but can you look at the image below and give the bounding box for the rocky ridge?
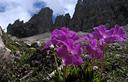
[7,0,128,38]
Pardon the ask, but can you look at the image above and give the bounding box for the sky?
[0,0,78,30]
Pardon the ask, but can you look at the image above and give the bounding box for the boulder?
[0,27,12,62]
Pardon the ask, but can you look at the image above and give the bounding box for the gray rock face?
[70,0,128,31]
[7,20,38,38]
[7,7,53,38]
[28,7,53,33]
[7,19,25,37]
[54,13,71,28]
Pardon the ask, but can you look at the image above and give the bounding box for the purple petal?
[56,45,68,58]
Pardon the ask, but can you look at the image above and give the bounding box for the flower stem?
[53,52,60,78]
[63,66,67,82]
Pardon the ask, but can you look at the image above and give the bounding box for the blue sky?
[0,0,78,30]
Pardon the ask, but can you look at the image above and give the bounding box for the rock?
[54,13,71,28]
[7,7,53,38]
[0,26,3,36]
[0,27,5,48]
[70,0,128,31]
[0,27,12,62]
[7,19,24,37]
[7,0,128,37]
[31,41,41,48]
[28,7,53,34]
[124,24,128,33]
[7,20,40,38]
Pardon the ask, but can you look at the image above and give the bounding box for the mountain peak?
[7,0,128,38]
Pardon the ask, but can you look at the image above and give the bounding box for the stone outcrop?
[0,27,4,48]
[54,13,71,28]
[28,7,53,33]
[70,0,128,31]
[0,27,12,62]
[7,7,53,38]
[7,0,128,37]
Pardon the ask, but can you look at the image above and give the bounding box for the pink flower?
[83,25,127,59]
[45,27,83,65]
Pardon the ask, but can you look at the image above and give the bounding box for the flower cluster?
[46,27,83,65]
[45,25,127,65]
[83,25,127,59]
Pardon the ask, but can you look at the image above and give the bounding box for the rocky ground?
[0,27,128,82]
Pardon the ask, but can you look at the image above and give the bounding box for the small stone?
[93,66,98,70]
[50,44,54,48]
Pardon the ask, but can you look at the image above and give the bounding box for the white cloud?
[42,0,78,16]
[0,0,78,30]
[0,0,37,30]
